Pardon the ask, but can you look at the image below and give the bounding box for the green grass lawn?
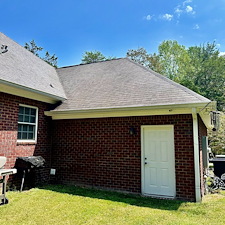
[0,185,225,225]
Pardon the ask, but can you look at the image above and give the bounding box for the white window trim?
[17,104,38,143]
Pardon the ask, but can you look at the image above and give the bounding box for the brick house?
[0,32,215,202]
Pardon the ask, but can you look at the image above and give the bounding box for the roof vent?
[0,45,8,54]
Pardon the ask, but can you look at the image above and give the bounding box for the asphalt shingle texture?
[0,32,210,111]
[55,58,210,111]
[0,32,66,99]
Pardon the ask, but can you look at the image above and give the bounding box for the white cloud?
[219,52,225,56]
[174,1,195,18]
[186,5,193,12]
[174,7,183,17]
[186,5,195,14]
[193,24,200,29]
[183,0,192,6]
[144,0,195,24]
[217,43,221,48]
[161,14,173,21]
[145,15,153,21]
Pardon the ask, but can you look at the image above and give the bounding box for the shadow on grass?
[40,184,183,211]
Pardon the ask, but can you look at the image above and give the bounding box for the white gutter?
[192,108,201,202]
[45,102,210,116]
[0,79,66,102]
[45,102,211,120]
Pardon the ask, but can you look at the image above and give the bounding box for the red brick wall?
[0,92,52,170]
[0,92,200,201]
[51,114,196,201]
[198,115,207,196]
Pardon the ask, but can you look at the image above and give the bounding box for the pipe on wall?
[192,108,201,202]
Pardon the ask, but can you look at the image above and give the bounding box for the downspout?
[192,108,201,202]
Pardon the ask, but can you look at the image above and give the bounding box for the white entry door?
[142,125,176,198]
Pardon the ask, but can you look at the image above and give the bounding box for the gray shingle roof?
[54,58,210,111]
[0,32,210,111]
[0,32,66,100]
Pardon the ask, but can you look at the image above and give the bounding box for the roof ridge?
[57,57,124,70]
[125,58,209,102]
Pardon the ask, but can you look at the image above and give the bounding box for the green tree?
[158,40,191,82]
[186,43,225,110]
[208,112,225,155]
[24,40,58,67]
[42,51,58,68]
[81,51,114,64]
[126,42,191,82]
[126,47,162,73]
[127,41,225,110]
[127,47,151,68]
[127,41,225,154]
[24,40,43,57]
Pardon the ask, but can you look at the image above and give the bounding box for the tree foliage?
[127,41,225,154]
[127,41,225,111]
[42,51,58,68]
[24,40,43,57]
[24,40,58,67]
[81,51,114,64]
[127,48,162,73]
[208,112,225,155]
[158,40,191,82]
[186,43,225,110]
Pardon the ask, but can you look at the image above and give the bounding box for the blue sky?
[1,0,225,67]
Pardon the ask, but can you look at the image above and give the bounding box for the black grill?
[15,156,46,191]
[16,156,45,169]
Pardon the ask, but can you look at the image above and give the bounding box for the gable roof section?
[0,32,66,102]
[54,58,210,112]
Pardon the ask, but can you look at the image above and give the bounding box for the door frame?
[141,125,176,198]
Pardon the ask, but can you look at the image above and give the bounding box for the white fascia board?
[0,79,66,104]
[45,102,210,120]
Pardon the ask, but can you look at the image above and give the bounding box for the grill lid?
[16,156,46,168]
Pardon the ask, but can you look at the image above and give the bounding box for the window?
[17,105,38,142]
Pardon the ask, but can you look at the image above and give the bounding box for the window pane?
[22,125,28,132]
[17,132,22,139]
[25,108,30,115]
[18,106,37,141]
[29,126,34,132]
[30,108,36,115]
[18,124,22,132]
[30,116,35,123]
[28,133,34,139]
[22,132,27,139]
[24,115,29,122]
[18,115,23,122]
[19,107,24,114]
